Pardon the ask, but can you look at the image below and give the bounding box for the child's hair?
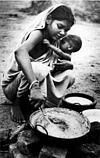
[50,5,75,27]
[60,34,82,52]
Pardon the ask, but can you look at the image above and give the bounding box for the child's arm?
[43,39,71,61]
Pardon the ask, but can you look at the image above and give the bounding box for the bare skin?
[11,98,26,124]
[11,105,25,124]
[43,39,71,60]
[10,82,45,123]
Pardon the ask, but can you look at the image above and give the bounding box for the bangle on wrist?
[29,80,39,90]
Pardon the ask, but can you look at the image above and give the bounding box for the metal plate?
[82,109,100,123]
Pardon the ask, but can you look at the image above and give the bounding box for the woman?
[1,3,75,123]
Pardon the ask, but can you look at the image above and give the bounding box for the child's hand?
[43,39,51,47]
[54,60,73,71]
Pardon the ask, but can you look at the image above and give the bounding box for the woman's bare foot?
[11,98,26,124]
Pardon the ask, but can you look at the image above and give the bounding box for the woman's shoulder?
[22,28,45,44]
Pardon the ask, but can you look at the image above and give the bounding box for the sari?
[1,3,75,106]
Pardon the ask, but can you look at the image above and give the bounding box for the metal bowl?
[62,93,97,112]
[30,107,90,140]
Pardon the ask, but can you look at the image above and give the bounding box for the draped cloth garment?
[1,3,74,106]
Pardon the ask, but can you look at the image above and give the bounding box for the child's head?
[60,34,82,54]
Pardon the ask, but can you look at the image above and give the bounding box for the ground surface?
[0,0,100,130]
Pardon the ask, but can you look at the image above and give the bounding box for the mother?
[1,3,75,123]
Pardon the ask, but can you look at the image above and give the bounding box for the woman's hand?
[29,81,45,108]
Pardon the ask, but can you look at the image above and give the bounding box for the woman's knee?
[2,73,22,101]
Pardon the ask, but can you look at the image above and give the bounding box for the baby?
[44,34,82,71]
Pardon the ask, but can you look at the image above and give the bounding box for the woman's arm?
[15,30,45,101]
[15,30,42,84]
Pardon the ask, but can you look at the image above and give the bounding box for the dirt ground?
[0,1,100,130]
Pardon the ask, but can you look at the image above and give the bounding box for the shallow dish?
[82,109,100,123]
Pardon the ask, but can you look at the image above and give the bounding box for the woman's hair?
[60,34,82,52]
[50,5,75,27]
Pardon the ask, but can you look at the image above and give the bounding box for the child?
[60,34,82,55]
[1,3,75,123]
[43,34,82,71]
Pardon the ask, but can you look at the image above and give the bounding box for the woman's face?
[47,19,71,40]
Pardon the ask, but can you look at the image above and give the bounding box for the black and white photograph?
[0,0,100,157]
